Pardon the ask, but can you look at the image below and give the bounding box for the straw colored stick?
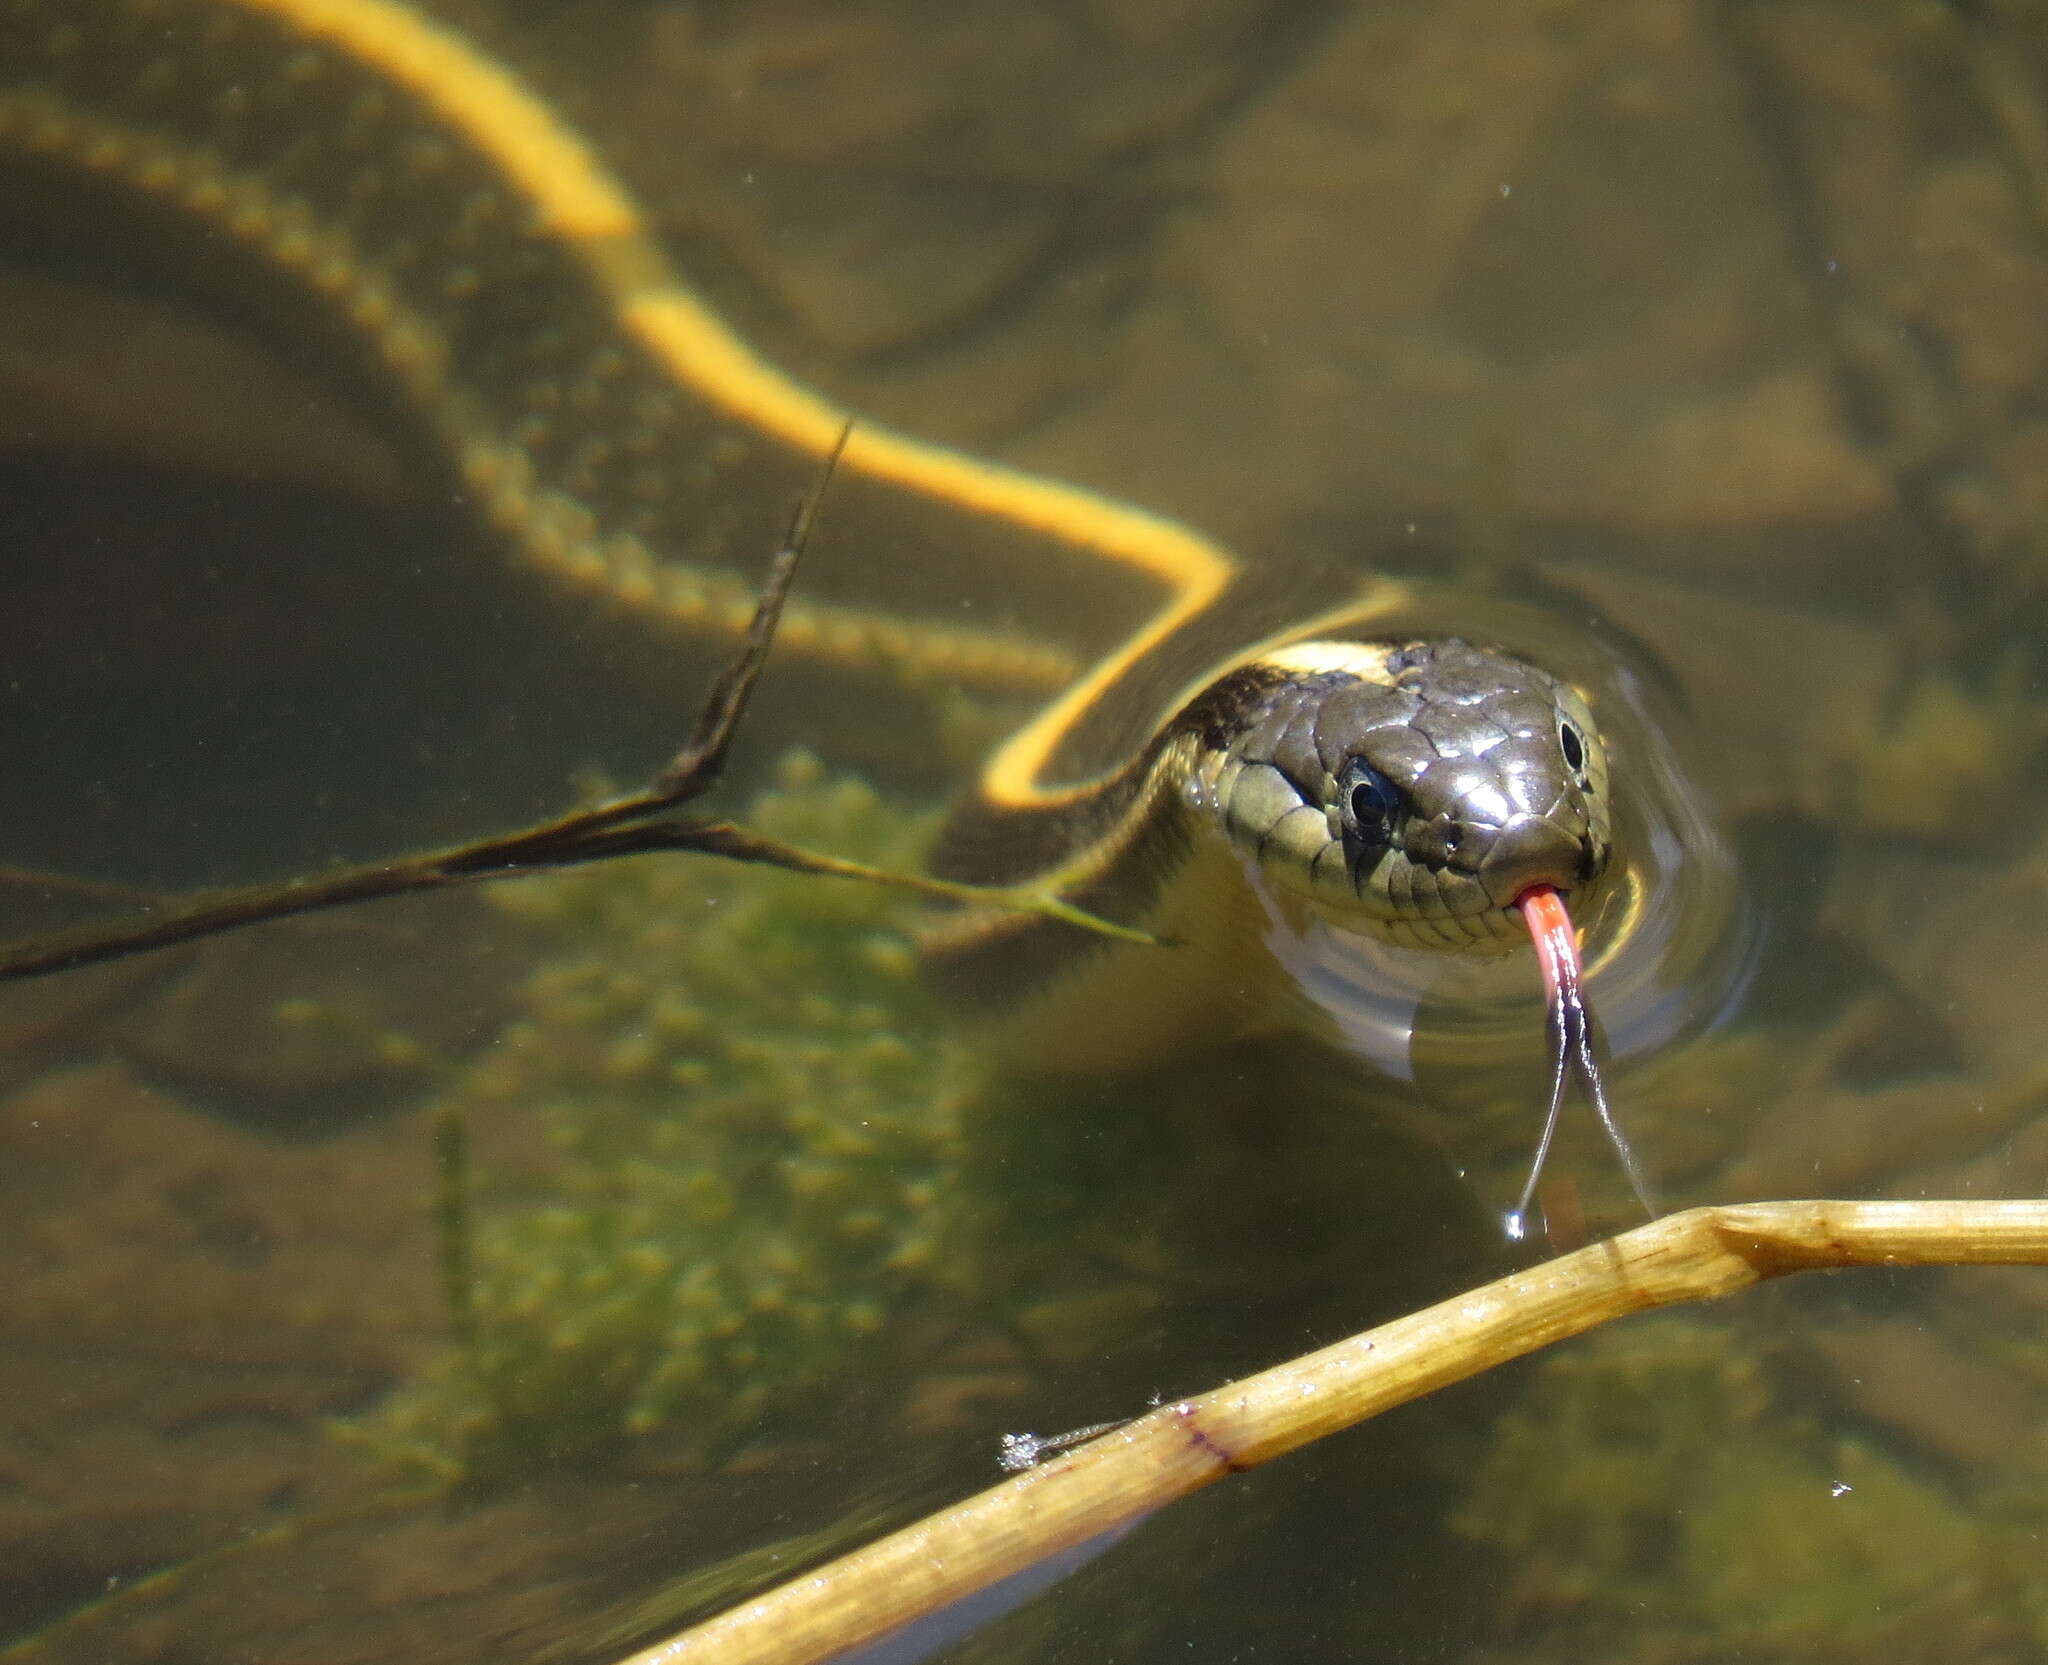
[621,1199,2048,1665]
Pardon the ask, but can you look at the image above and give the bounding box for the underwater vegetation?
[321,752,2048,1660]
[1454,1312,2048,1664]
[352,754,988,1483]
[342,748,1502,1497]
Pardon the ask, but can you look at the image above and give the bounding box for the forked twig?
[0,426,1149,985]
[619,1198,2048,1665]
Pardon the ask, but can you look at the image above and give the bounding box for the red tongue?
[1518,883,1579,1011]
[1505,885,1657,1242]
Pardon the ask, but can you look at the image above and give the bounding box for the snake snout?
[1475,813,1598,910]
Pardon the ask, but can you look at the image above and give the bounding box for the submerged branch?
[0,426,1147,984]
[622,1198,2048,1665]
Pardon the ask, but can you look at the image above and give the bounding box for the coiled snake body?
[2,0,1743,1210]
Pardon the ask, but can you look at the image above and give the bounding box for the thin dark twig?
[0,427,1155,987]
[656,423,847,796]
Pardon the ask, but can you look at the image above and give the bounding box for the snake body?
[4,0,1732,1074]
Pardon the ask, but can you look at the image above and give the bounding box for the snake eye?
[1558,719,1588,780]
[1338,758,1402,852]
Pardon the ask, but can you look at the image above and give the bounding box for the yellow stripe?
[232,0,1241,810]
[7,1,1087,696]
[11,0,1243,815]
[240,0,641,240]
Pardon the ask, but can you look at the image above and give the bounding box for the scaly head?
[1183,635,1652,1237]
[1186,637,1615,950]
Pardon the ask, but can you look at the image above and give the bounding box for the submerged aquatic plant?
[1453,1312,2048,1663]
[353,754,986,1482]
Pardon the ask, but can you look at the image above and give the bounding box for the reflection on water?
[4,0,2048,1661]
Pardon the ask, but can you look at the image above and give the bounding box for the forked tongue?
[1505,884,1658,1242]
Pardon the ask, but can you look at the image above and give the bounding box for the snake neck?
[926,633,1620,1072]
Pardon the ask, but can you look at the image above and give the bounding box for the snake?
[0,0,1746,1213]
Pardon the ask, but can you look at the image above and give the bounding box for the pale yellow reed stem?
[620,1199,2048,1665]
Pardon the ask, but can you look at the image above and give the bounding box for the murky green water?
[4,1,2048,1660]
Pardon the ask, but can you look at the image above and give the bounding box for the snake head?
[1188,638,1615,951]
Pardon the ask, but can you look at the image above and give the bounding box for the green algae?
[350,754,987,1482]
[1453,1313,2048,1662]
[338,750,1503,1491]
